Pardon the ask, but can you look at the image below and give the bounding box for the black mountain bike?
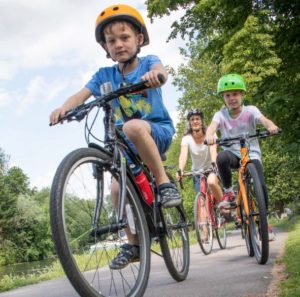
[50,76,190,297]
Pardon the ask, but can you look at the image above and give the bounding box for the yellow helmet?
[95,4,149,46]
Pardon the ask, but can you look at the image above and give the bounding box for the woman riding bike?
[176,108,222,203]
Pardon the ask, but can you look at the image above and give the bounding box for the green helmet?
[217,73,246,94]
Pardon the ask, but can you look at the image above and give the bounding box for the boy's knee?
[123,120,150,141]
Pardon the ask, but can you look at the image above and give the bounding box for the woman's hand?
[176,169,182,182]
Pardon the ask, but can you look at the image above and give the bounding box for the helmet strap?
[119,46,140,80]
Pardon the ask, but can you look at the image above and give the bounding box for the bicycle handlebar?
[50,74,165,126]
[181,169,212,177]
[177,167,214,190]
[204,129,282,146]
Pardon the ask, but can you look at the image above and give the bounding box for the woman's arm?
[176,145,189,180]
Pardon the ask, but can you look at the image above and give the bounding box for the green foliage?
[260,139,300,210]
[0,150,53,265]
[280,216,300,296]
[221,15,281,96]
[170,41,221,122]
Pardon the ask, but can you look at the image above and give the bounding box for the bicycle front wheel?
[239,195,254,257]
[159,205,190,281]
[194,193,213,255]
[215,207,227,249]
[50,147,151,297]
[245,162,269,264]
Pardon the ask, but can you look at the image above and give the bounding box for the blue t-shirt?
[85,55,175,136]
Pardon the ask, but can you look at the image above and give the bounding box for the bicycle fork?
[90,146,128,238]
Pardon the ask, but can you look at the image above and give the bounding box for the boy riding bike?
[49,4,181,269]
[176,109,222,202]
[205,73,279,210]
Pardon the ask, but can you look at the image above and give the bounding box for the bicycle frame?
[199,174,217,229]
[90,96,166,240]
[236,139,252,225]
[181,169,217,228]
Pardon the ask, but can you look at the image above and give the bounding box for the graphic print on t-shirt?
[116,90,151,122]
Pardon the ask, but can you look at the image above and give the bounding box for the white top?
[181,134,212,171]
[212,105,263,161]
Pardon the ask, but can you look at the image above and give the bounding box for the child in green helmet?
[205,73,279,210]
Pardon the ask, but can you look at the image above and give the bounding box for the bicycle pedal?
[229,202,237,209]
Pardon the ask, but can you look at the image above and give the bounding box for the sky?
[0,0,186,190]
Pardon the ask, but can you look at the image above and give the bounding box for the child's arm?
[205,121,219,144]
[176,144,188,180]
[141,63,168,88]
[50,87,92,124]
[209,143,218,164]
[259,115,279,134]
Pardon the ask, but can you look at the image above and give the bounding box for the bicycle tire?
[239,196,254,257]
[194,193,213,255]
[159,204,190,281]
[215,207,227,249]
[245,162,269,264]
[159,173,190,281]
[50,147,151,297]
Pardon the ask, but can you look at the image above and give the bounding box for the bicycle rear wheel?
[245,162,269,264]
[50,147,150,297]
[159,204,190,281]
[194,193,213,255]
[215,208,227,249]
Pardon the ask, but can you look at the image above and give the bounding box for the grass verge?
[271,215,300,297]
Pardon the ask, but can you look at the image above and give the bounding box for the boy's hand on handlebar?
[141,70,165,88]
[267,124,280,135]
[50,107,67,125]
[204,135,217,145]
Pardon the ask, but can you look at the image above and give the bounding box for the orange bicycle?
[212,129,281,264]
[178,168,227,255]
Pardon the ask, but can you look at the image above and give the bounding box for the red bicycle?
[179,168,227,255]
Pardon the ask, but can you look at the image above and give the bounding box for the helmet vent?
[113,6,119,11]
[100,11,105,16]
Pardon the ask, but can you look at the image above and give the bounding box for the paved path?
[0,228,287,297]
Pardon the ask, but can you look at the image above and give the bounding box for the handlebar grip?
[177,169,184,189]
[157,73,165,84]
